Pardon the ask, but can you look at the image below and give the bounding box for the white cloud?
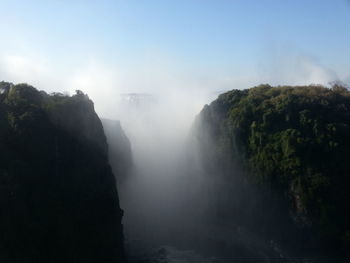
[66,60,122,117]
[257,46,338,87]
[0,49,344,120]
[0,55,49,87]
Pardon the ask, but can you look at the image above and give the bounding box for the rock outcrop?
[0,82,126,263]
[192,84,350,262]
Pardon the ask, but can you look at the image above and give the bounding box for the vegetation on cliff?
[0,81,126,262]
[194,84,350,261]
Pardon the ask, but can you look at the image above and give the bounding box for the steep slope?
[192,84,350,262]
[0,82,126,263]
[102,118,132,185]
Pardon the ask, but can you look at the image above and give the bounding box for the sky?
[0,0,349,116]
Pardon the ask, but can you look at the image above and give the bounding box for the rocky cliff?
[0,82,126,263]
[102,119,132,185]
[192,84,350,262]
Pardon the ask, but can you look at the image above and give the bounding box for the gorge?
[1,81,350,263]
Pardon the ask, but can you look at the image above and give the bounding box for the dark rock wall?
[0,82,126,263]
[102,118,132,185]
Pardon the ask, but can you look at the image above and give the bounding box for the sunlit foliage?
[199,84,350,259]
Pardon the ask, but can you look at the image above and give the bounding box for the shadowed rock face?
[102,118,132,185]
[0,82,126,263]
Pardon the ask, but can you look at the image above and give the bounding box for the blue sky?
[0,0,349,115]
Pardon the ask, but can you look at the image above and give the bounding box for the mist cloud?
[257,46,339,87]
[0,54,53,89]
[0,48,344,120]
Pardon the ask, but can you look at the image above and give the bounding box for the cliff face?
[102,119,132,185]
[0,82,126,263]
[193,84,350,261]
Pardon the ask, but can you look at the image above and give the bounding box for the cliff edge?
[0,82,126,263]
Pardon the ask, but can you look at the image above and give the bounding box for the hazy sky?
[0,0,349,115]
